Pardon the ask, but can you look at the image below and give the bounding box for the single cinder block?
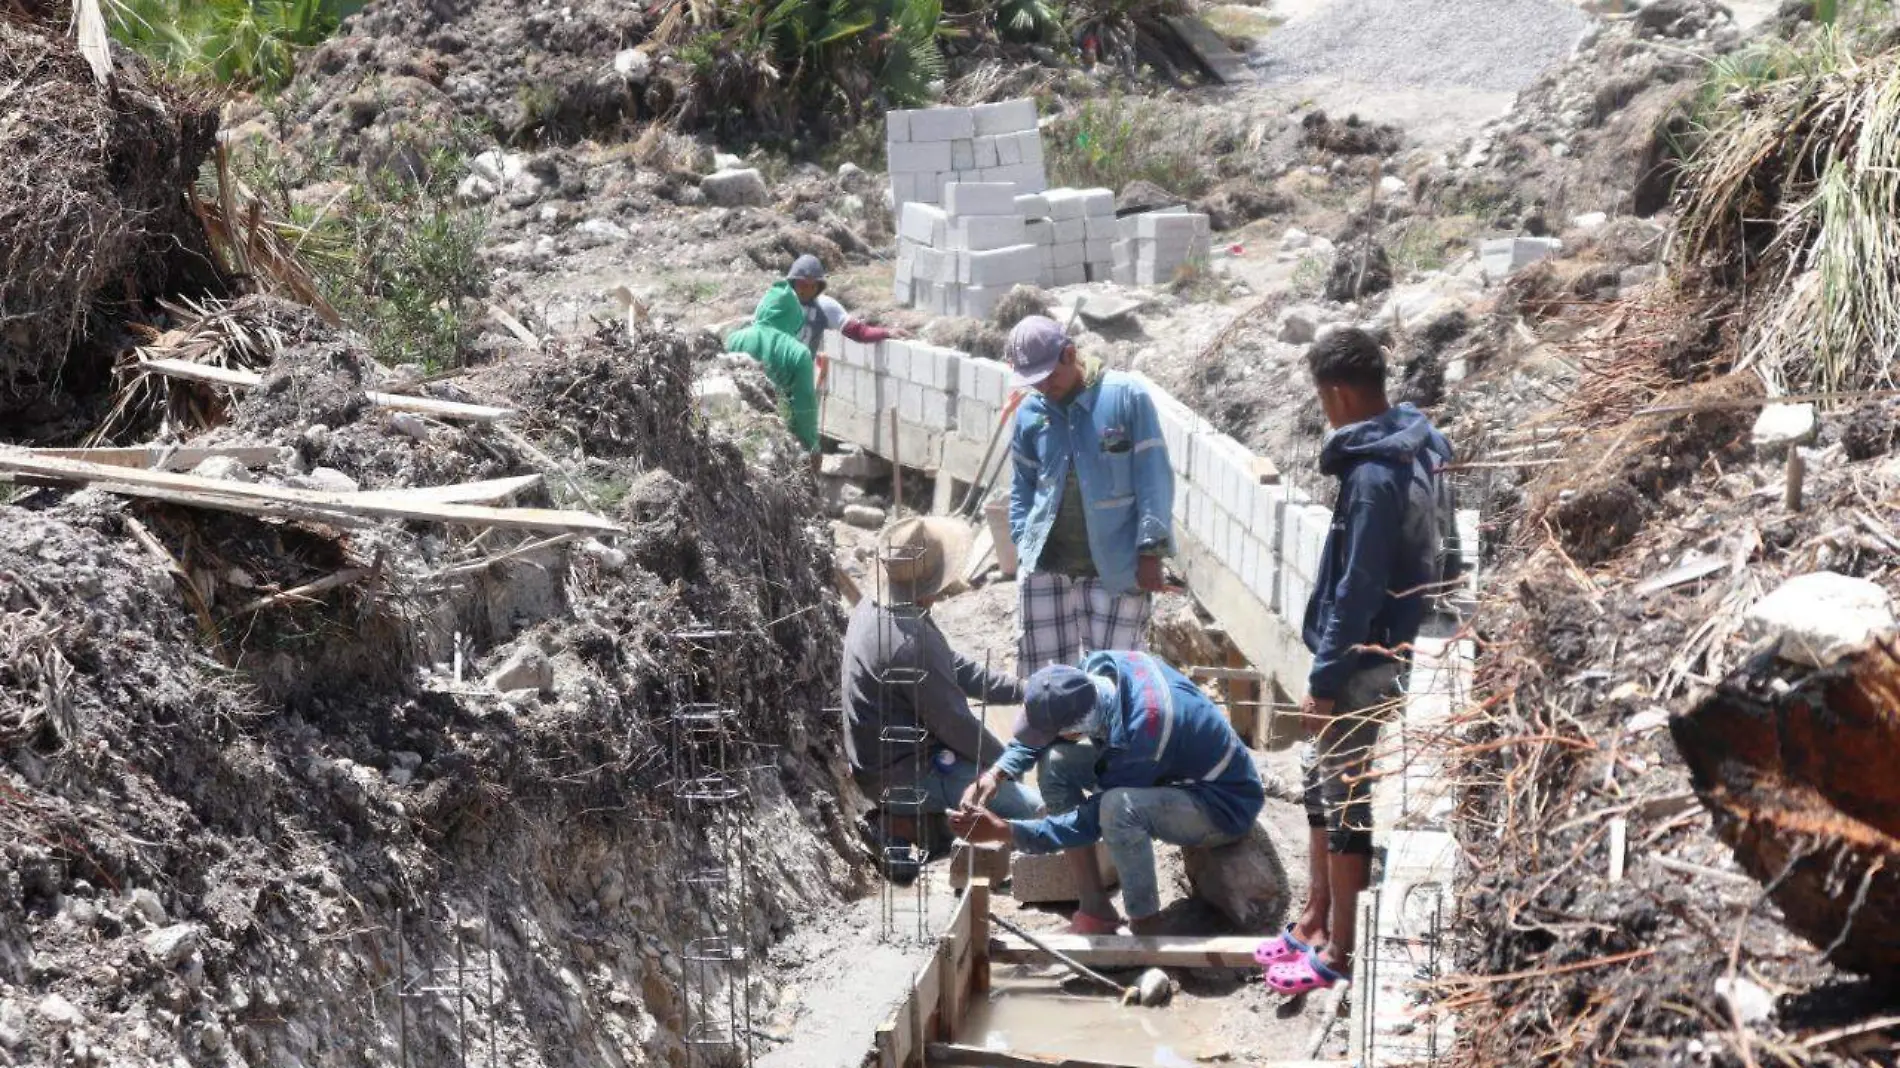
[1044,188,1085,220]
[1016,130,1046,165]
[1012,843,1119,904]
[945,182,1021,218]
[1049,262,1087,287]
[1015,193,1050,219]
[1052,217,1087,244]
[1049,241,1085,269]
[949,215,1029,251]
[951,139,976,170]
[897,380,923,424]
[890,172,917,205]
[919,386,954,430]
[892,276,913,305]
[973,358,1010,406]
[997,133,1023,166]
[886,110,912,143]
[1077,188,1115,217]
[960,244,1043,287]
[973,136,1000,170]
[900,201,949,245]
[1013,164,1049,194]
[1136,212,1211,240]
[1085,214,1119,241]
[1026,219,1056,246]
[884,340,914,382]
[894,253,915,285]
[888,140,952,174]
[1241,535,1261,592]
[1086,237,1117,262]
[909,106,976,142]
[973,97,1039,137]
[823,330,845,360]
[934,346,965,391]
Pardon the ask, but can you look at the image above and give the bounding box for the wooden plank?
[136,358,516,423]
[0,451,620,535]
[988,933,1261,970]
[1163,15,1256,84]
[1252,454,1281,486]
[28,445,284,472]
[352,474,542,506]
[970,878,992,995]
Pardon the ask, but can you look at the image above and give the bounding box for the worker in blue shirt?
[952,651,1263,935]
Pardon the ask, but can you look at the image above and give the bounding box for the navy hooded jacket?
[1302,404,1454,700]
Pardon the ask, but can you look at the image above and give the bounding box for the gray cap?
[1007,315,1071,387]
[1013,665,1099,748]
[787,254,826,282]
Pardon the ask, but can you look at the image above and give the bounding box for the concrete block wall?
[1114,210,1214,286]
[887,99,1046,217]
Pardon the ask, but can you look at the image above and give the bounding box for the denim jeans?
[1039,741,1239,918]
[921,756,1044,820]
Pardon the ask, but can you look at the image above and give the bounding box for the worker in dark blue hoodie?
[952,651,1264,936]
[1256,327,1454,995]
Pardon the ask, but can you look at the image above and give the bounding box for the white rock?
[1714,976,1775,1026]
[612,48,651,83]
[1280,227,1312,252]
[838,161,865,182]
[576,218,630,243]
[713,152,745,171]
[1279,307,1321,345]
[388,412,430,442]
[487,645,554,696]
[1745,571,1896,667]
[190,456,254,483]
[142,923,203,967]
[580,538,628,571]
[35,994,84,1029]
[469,149,509,185]
[127,887,166,925]
[1378,175,1408,200]
[456,174,498,204]
[1571,211,1608,231]
[691,373,742,415]
[294,467,360,494]
[1134,968,1175,1007]
[842,504,887,530]
[1751,403,1818,454]
[701,168,769,207]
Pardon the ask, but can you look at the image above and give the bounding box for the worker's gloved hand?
[948,807,1011,846]
[961,768,1003,811]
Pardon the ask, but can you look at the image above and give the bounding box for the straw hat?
[878,516,973,604]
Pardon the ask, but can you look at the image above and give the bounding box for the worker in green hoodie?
[725,280,820,460]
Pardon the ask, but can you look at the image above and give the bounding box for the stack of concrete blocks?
[1024,187,1118,287]
[953,355,1015,451]
[886,99,1047,215]
[821,331,883,414]
[1115,210,1214,286]
[884,339,963,433]
[894,184,1044,319]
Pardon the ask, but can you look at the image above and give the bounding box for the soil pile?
[0,307,864,1065]
[0,11,225,433]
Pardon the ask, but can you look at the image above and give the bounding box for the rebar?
[874,535,933,943]
[395,898,499,1067]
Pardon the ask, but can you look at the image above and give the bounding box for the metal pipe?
[986,912,1131,1000]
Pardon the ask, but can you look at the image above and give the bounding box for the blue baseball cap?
[1013,665,1098,748]
[1007,315,1072,388]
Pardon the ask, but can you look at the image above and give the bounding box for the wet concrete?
[959,978,1230,1066]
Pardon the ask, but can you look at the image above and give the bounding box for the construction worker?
[953,650,1262,936]
[785,254,910,353]
[724,280,820,462]
[1006,316,1174,676]
[843,517,1043,879]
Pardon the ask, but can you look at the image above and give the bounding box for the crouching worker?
[952,651,1263,935]
[843,517,1044,881]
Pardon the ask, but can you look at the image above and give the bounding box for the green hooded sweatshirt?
[725,281,819,451]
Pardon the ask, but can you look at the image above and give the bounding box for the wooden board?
[137,358,516,423]
[0,450,619,535]
[1164,15,1256,84]
[988,933,1261,970]
[351,474,543,506]
[28,445,284,472]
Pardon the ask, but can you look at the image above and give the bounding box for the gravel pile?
[1248,0,1591,92]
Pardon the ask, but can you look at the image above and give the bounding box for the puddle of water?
[957,978,1227,1067]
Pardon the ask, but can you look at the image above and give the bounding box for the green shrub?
[1046,92,1213,197]
[106,0,364,89]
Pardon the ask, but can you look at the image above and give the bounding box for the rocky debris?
[842,504,888,530]
[1300,111,1402,157]
[991,284,1054,332]
[1324,238,1394,302]
[1279,306,1323,345]
[821,448,891,481]
[702,168,771,208]
[1744,572,1895,668]
[1250,0,1588,92]
[35,994,84,1030]
[126,889,167,926]
[487,644,555,695]
[1480,236,1564,281]
[141,923,204,968]
[1181,816,1290,932]
[1117,180,1184,215]
[1194,177,1294,232]
[1842,399,1900,461]
[1751,403,1818,455]
[747,225,845,272]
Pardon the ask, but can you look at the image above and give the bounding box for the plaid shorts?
[1017,571,1152,677]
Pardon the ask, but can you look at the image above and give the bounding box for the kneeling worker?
[953,651,1263,935]
[843,517,1043,873]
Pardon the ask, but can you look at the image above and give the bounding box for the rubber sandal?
[1264,947,1346,995]
[1253,923,1314,967]
[1062,910,1122,936]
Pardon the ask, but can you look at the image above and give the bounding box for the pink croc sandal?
[1063,910,1122,936]
[1253,923,1314,968]
[1264,948,1346,995]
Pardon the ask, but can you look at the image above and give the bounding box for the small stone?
[612,48,651,83]
[1715,976,1775,1026]
[580,538,628,571]
[0,999,25,1049]
[142,923,203,968]
[1280,227,1312,252]
[190,456,255,483]
[701,168,770,208]
[392,751,424,771]
[841,504,887,530]
[1378,175,1408,200]
[294,467,360,494]
[576,218,630,243]
[301,424,331,451]
[713,152,745,172]
[457,174,498,204]
[127,888,166,925]
[385,767,413,787]
[36,994,84,1029]
[1134,967,1175,1007]
[820,448,891,481]
[389,412,431,442]
[838,161,865,183]
[1752,402,1818,455]
[1571,211,1608,231]
[1745,571,1896,668]
[487,645,554,696]
[1279,307,1320,345]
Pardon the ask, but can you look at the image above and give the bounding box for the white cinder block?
[945,182,1021,218]
[886,110,912,143]
[900,202,948,245]
[960,244,1042,287]
[949,215,1028,251]
[892,277,913,305]
[1049,263,1086,287]
[973,136,1000,170]
[889,140,952,173]
[1078,188,1115,217]
[884,340,914,382]
[823,331,845,360]
[1085,215,1119,241]
[1015,194,1050,219]
[951,139,975,170]
[909,107,976,142]
[1016,131,1045,165]
[997,133,1023,166]
[1026,219,1056,245]
[1052,217,1086,244]
[891,172,917,205]
[1044,188,1084,220]
[1136,212,1211,240]
[1049,241,1085,269]
[1086,238,1116,262]
[973,359,1010,406]
[973,98,1039,137]
[936,346,965,390]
